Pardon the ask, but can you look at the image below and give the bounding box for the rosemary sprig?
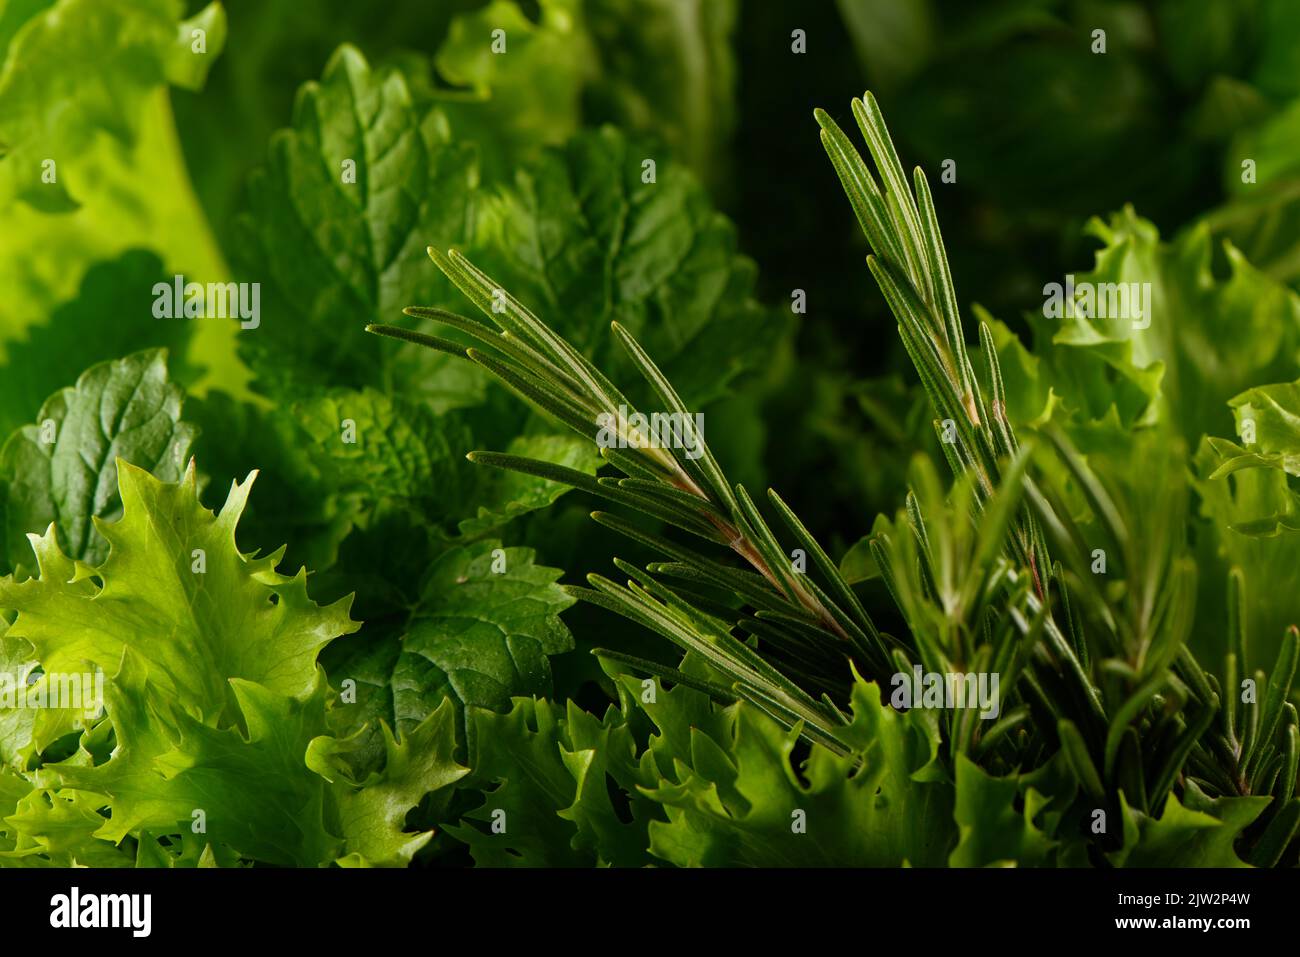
[818,90,1300,834]
[369,247,892,751]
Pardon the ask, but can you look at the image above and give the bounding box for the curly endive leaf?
[445,697,650,867]
[1224,379,1300,477]
[0,636,85,770]
[1,786,135,868]
[0,457,469,867]
[950,754,1062,867]
[309,698,469,867]
[634,677,954,866]
[48,653,341,866]
[1108,787,1267,868]
[0,460,358,724]
[1058,209,1300,444]
[1195,429,1300,653]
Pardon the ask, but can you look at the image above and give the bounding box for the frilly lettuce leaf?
[634,677,951,867]
[0,461,355,722]
[308,698,469,867]
[0,0,224,211]
[435,0,593,185]
[1195,379,1300,649]
[1107,787,1267,868]
[445,696,648,866]
[0,459,465,866]
[985,208,1300,449]
[434,0,737,190]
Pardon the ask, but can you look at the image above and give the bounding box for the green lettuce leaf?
[1062,210,1300,444]
[1107,788,1267,868]
[49,655,341,866]
[950,754,1064,867]
[0,461,357,723]
[985,209,1300,450]
[632,676,953,866]
[0,635,86,770]
[0,0,224,210]
[0,0,243,397]
[0,457,472,866]
[2,785,135,868]
[445,696,649,866]
[434,0,592,185]
[309,699,469,867]
[1194,381,1300,651]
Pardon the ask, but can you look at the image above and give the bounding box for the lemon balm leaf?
[0,350,196,573]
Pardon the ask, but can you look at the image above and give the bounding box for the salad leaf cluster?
[1,0,1298,867]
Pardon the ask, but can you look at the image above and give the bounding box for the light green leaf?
[950,754,1059,867]
[445,696,650,866]
[0,0,240,398]
[1108,789,1267,867]
[1227,379,1300,475]
[0,636,86,770]
[0,0,224,209]
[435,0,591,184]
[0,460,358,724]
[50,656,341,866]
[637,677,955,866]
[164,2,226,92]
[310,698,469,867]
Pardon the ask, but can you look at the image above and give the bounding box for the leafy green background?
[0,0,1297,867]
